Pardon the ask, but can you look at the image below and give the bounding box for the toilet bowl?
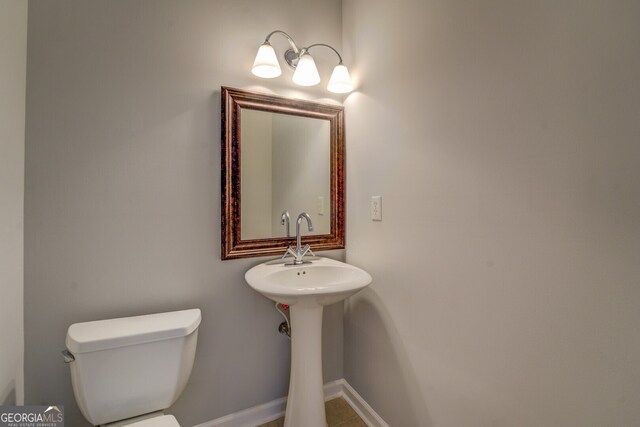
[106,413,179,427]
[105,413,179,427]
[64,309,201,426]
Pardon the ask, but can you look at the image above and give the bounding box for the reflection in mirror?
[241,110,330,240]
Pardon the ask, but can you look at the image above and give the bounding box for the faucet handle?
[281,246,297,259]
[300,244,315,258]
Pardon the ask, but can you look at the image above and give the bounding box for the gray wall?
[343,0,640,426]
[24,1,344,425]
[0,0,27,407]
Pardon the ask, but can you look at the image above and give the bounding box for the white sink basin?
[245,257,372,427]
[245,257,372,307]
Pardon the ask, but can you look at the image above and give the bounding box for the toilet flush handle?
[62,349,75,363]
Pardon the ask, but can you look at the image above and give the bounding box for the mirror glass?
[240,109,331,240]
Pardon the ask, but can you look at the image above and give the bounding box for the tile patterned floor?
[257,398,367,427]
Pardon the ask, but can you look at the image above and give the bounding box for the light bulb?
[252,42,281,78]
[327,64,353,93]
[292,52,320,86]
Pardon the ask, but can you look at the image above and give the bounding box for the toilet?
[63,309,201,426]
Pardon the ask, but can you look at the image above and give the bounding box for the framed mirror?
[221,87,345,260]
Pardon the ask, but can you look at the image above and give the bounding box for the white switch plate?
[317,196,324,215]
[371,196,382,221]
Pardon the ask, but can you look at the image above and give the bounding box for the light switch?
[371,196,382,221]
[317,196,325,215]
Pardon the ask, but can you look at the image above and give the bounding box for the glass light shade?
[327,64,353,93]
[292,53,321,86]
[252,43,281,78]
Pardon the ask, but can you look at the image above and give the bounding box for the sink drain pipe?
[275,302,291,339]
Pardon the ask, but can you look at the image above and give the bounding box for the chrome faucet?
[283,212,315,265]
[280,210,291,237]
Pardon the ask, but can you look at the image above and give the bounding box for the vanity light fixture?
[251,30,353,93]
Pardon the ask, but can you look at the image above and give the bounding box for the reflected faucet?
[280,210,291,237]
[283,212,315,265]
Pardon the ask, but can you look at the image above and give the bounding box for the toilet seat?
[125,415,180,427]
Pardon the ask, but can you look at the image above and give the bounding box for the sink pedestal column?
[284,304,326,427]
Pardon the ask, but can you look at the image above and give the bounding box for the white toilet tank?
[65,309,201,426]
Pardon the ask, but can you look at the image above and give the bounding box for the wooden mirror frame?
[221,87,345,260]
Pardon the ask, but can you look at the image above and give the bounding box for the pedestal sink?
[245,257,372,427]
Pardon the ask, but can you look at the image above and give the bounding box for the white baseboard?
[337,380,388,427]
[193,394,287,427]
[194,378,387,427]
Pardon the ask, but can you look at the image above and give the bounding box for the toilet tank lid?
[66,309,201,354]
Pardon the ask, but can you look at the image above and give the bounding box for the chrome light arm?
[264,30,300,54]
[305,43,344,64]
[263,30,302,69]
